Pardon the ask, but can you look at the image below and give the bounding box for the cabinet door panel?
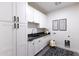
[28,41,35,56]
[0,2,13,22]
[16,2,26,23]
[17,24,27,56]
[0,22,15,56]
[27,6,34,22]
[34,38,42,55]
[39,14,47,28]
[34,9,40,23]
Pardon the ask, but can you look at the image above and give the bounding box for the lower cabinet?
[34,38,42,55]
[27,35,50,56]
[27,41,35,56]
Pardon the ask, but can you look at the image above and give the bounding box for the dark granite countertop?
[28,32,50,41]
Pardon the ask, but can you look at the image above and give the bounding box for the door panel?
[0,22,15,56]
[0,2,13,22]
[0,2,16,56]
[16,2,26,23]
[27,6,34,22]
[17,24,26,56]
[34,38,41,55]
[28,41,35,56]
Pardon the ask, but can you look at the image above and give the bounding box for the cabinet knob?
[39,40,40,42]
[17,17,19,22]
[33,43,34,45]
[14,16,16,22]
[14,23,16,29]
[17,23,19,29]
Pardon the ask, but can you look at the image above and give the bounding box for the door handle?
[13,16,17,29]
[17,17,19,22]
[17,23,19,29]
[39,40,40,42]
[14,23,16,29]
[17,17,19,29]
[33,43,34,45]
[14,16,16,22]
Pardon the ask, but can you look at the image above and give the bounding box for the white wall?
[47,4,79,53]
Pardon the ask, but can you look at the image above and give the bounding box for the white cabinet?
[17,24,27,56]
[28,39,41,56]
[28,35,50,56]
[34,9,40,23]
[34,38,42,55]
[16,2,26,23]
[34,8,48,28]
[39,13,47,28]
[0,22,15,56]
[28,5,48,28]
[0,2,16,56]
[27,6,34,22]
[16,2,27,56]
[42,35,50,46]
[28,40,35,56]
[0,2,27,56]
[0,3,13,22]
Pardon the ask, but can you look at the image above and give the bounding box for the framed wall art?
[59,18,67,31]
[52,20,59,31]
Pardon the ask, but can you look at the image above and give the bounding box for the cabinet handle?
[17,23,19,29]
[14,16,16,22]
[33,43,34,45]
[39,40,40,42]
[14,23,16,29]
[17,17,19,22]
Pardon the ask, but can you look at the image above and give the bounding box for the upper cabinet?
[16,2,26,23]
[0,3,13,22]
[39,13,47,28]
[27,6,34,22]
[33,8,40,23]
[28,5,48,28]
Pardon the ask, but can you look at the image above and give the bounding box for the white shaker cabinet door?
[34,38,42,55]
[16,2,27,56]
[27,6,34,22]
[28,41,35,56]
[34,9,40,23]
[17,24,27,56]
[0,22,16,56]
[16,2,26,23]
[0,2,16,56]
[0,2,13,22]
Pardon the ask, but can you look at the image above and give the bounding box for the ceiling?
[28,2,79,14]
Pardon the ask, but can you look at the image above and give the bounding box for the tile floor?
[36,46,79,56]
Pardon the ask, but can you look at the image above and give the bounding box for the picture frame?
[52,20,59,31]
[59,18,67,31]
